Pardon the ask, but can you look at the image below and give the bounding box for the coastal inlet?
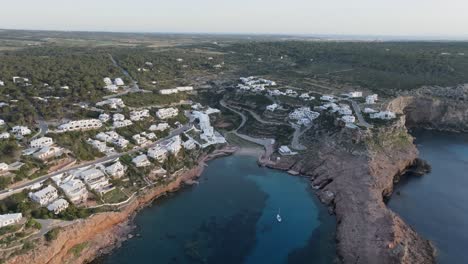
[94,154,336,264]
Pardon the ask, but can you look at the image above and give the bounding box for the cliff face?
[388,96,468,132]
[266,117,435,264]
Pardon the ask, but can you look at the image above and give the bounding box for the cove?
[388,130,468,264]
[94,154,336,264]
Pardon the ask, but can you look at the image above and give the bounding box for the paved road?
[0,125,190,199]
[344,99,373,128]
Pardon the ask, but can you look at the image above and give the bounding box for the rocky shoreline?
[5,145,238,264]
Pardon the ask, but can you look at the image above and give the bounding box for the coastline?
[5,145,239,264]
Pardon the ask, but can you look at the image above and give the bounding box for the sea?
[94,154,336,264]
[388,130,468,263]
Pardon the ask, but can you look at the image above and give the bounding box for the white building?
[113,113,125,122]
[114,137,130,149]
[130,109,150,121]
[113,119,133,128]
[33,146,64,161]
[0,163,8,172]
[29,185,58,206]
[0,119,4,126]
[289,107,320,126]
[0,80,4,86]
[133,154,151,167]
[60,178,88,204]
[11,126,32,136]
[299,93,311,100]
[99,113,110,122]
[370,111,396,120]
[266,103,279,112]
[341,115,356,123]
[149,123,170,131]
[103,77,113,86]
[141,132,157,140]
[104,84,119,93]
[279,145,297,156]
[363,108,377,114]
[320,95,334,101]
[156,108,179,119]
[96,98,126,109]
[47,199,69,214]
[132,134,149,146]
[105,161,126,178]
[176,86,193,92]
[80,169,109,190]
[159,88,179,95]
[183,139,197,150]
[58,119,102,132]
[366,94,378,104]
[114,78,124,86]
[147,146,168,162]
[347,91,363,98]
[161,135,182,154]
[87,139,115,154]
[0,213,22,228]
[0,132,10,139]
[30,137,53,149]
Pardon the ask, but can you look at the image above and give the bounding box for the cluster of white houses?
[158,86,193,95]
[29,185,69,214]
[289,107,320,126]
[57,119,103,132]
[238,76,276,92]
[156,107,179,119]
[96,98,126,109]
[103,77,124,93]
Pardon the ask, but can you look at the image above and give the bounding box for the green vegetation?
[121,92,188,107]
[50,131,104,161]
[68,242,89,258]
[25,218,42,230]
[102,188,128,204]
[45,227,60,242]
[0,140,19,163]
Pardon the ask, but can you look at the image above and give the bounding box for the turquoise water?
[95,154,335,264]
[388,130,468,263]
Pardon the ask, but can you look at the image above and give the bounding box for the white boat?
[276,208,282,222]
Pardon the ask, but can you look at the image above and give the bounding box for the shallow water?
[95,154,335,264]
[388,130,468,263]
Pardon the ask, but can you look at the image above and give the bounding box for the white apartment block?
[60,179,88,204]
[58,119,102,132]
[47,199,69,214]
[156,108,179,119]
[105,161,126,178]
[113,119,133,128]
[11,126,32,136]
[132,154,151,167]
[29,185,58,206]
[30,137,53,149]
[130,109,150,121]
[0,213,22,228]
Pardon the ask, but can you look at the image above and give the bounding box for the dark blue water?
[96,154,336,264]
[388,130,468,264]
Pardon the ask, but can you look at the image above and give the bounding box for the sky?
[1,0,468,38]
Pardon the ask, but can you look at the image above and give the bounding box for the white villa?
[11,126,32,136]
[149,123,170,131]
[113,113,125,122]
[30,137,53,149]
[80,169,109,190]
[341,115,356,123]
[29,185,58,206]
[147,146,168,162]
[60,179,88,204]
[289,107,320,126]
[99,113,110,122]
[366,94,378,104]
[347,91,363,98]
[133,154,151,167]
[47,199,69,214]
[103,77,113,85]
[58,119,102,132]
[0,132,10,139]
[33,146,64,161]
[130,109,150,121]
[0,213,22,228]
[132,134,149,146]
[96,98,126,109]
[114,78,124,86]
[156,108,179,119]
[279,145,297,156]
[105,161,126,178]
[266,103,279,112]
[370,111,396,120]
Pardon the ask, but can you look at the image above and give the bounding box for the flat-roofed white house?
[132,134,148,146]
[130,109,150,121]
[366,94,378,104]
[156,108,179,119]
[80,169,109,190]
[105,161,126,178]
[58,119,102,132]
[30,137,53,149]
[0,132,9,139]
[47,199,69,214]
[147,146,168,162]
[266,103,278,112]
[29,185,58,206]
[370,111,396,120]
[11,126,32,136]
[347,91,363,98]
[103,77,112,85]
[341,115,356,123]
[113,120,133,128]
[279,145,297,156]
[33,146,64,161]
[114,137,130,149]
[149,123,170,131]
[113,113,125,122]
[132,154,151,167]
[159,88,179,95]
[60,179,88,204]
[0,213,22,227]
[114,78,124,86]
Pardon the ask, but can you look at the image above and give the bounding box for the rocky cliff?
[265,117,435,264]
[388,95,468,132]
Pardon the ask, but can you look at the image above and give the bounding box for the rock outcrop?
[265,117,435,264]
[388,95,468,132]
